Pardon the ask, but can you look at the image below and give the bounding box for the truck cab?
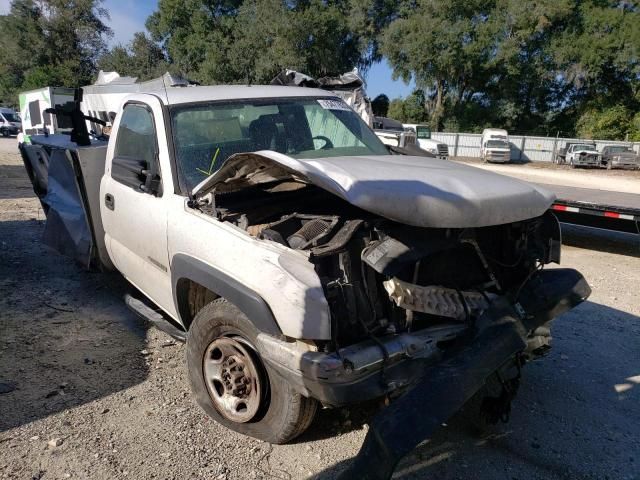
[403,123,449,159]
[481,128,511,163]
[372,116,418,148]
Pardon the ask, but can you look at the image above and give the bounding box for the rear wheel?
[186,298,317,444]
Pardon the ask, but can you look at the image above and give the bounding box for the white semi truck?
[18,74,590,480]
[403,123,449,159]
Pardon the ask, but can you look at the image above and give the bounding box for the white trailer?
[18,87,74,137]
[18,72,189,142]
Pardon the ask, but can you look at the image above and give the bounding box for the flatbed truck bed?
[538,184,639,234]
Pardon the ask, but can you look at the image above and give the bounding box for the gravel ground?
[1,137,639,480]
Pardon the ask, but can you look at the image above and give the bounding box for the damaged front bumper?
[258,268,590,410]
[258,323,465,406]
[339,267,590,480]
[258,269,589,477]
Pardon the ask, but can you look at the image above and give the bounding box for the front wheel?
[186,298,317,444]
[1,129,9,138]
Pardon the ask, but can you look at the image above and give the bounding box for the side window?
[112,104,161,194]
[114,104,157,166]
[28,101,42,125]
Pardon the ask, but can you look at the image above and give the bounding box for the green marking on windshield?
[196,148,221,176]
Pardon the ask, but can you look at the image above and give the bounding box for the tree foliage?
[0,0,111,106]
[145,0,387,85]
[371,94,390,116]
[576,104,640,140]
[0,0,637,138]
[381,0,640,136]
[98,33,170,81]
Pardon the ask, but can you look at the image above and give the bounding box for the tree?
[0,0,111,106]
[371,94,389,116]
[386,90,427,123]
[576,105,635,140]
[381,0,496,130]
[98,33,169,81]
[145,0,390,85]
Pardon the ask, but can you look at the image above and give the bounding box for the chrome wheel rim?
[203,336,262,423]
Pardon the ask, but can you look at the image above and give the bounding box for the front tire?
[186,298,317,444]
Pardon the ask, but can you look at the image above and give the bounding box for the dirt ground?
[1,137,639,480]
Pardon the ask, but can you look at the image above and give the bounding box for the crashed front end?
[192,151,589,478]
[250,209,588,409]
[573,150,600,167]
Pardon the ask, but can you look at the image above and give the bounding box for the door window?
[114,104,157,166]
[112,104,161,193]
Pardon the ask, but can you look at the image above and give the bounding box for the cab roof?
[162,85,338,106]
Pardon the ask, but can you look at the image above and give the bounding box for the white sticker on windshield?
[317,99,351,111]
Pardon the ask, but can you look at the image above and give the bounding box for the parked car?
[0,107,21,137]
[19,78,590,478]
[565,143,600,168]
[481,128,511,163]
[600,145,640,170]
[554,141,593,165]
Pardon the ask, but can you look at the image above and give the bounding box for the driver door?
[100,96,173,312]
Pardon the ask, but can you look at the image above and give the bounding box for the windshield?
[574,144,597,151]
[171,97,388,190]
[608,146,632,153]
[2,112,20,123]
[416,126,431,139]
[486,140,509,149]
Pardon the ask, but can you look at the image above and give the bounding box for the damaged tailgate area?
[19,138,112,270]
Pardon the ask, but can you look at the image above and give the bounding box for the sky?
[0,0,415,99]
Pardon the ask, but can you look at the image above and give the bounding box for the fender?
[171,253,282,336]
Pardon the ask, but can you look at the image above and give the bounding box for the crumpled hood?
[193,151,555,228]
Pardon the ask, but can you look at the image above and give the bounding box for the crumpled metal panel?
[40,149,93,268]
[271,69,374,127]
[382,278,489,320]
[193,151,557,228]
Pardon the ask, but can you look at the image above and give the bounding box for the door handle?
[105,193,115,210]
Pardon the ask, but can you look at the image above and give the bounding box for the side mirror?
[112,156,162,196]
[140,168,162,196]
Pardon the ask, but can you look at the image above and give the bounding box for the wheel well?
[176,279,220,330]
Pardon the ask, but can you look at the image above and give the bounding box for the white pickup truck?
[20,81,590,479]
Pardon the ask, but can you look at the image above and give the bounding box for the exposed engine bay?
[198,178,562,350]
